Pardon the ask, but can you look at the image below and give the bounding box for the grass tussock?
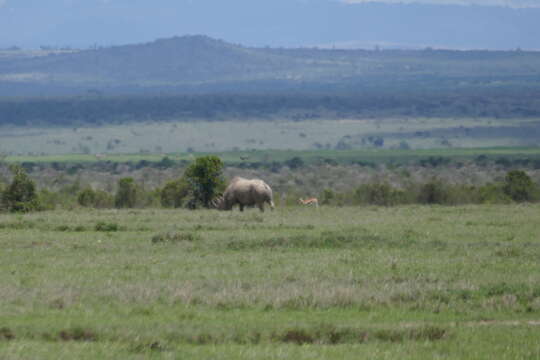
[53,328,97,342]
[151,232,201,244]
[273,325,448,345]
[0,327,15,341]
[94,222,124,232]
[55,224,87,232]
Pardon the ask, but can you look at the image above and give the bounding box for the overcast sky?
[1,0,539,50]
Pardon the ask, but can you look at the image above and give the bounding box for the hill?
[1,35,540,96]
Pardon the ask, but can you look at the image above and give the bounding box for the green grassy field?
[6,146,540,167]
[1,117,538,157]
[1,205,540,359]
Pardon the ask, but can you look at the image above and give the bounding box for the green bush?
[320,189,335,205]
[354,183,406,206]
[1,164,41,213]
[78,187,114,208]
[37,189,60,211]
[115,178,139,208]
[417,178,450,205]
[503,170,538,202]
[477,183,511,204]
[160,178,191,208]
[78,188,97,207]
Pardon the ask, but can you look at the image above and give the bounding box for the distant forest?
[1,89,540,127]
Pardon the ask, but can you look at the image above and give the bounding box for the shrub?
[78,188,97,207]
[503,170,538,202]
[478,183,511,204]
[355,183,406,206]
[1,164,41,213]
[37,189,60,211]
[78,188,114,208]
[160,178,191,208]
[115,178,139,208]
[320,189,335,205]
[184,156,225,208]
[417,178,450,205]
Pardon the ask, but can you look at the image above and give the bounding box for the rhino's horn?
[211,195,224,209]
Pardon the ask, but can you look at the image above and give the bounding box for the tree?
[503,170,537,202]
[2,164,40,212]
[115,177,139,208]
[184,156,225,208]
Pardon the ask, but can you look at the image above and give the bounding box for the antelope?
[299,197,319,208]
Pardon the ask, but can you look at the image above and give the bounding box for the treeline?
[0,156,226,212]
[1,162,539,213]
[2,89,540,126]
[315,170,539,207]
[12,153,540,177]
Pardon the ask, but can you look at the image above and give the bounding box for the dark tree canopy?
[184,156,225,208]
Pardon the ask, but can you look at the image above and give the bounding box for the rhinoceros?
[212,177,275,212]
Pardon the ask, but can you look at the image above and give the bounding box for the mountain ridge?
[1,35,540,96]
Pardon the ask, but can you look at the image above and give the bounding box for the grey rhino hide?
[215,177,275,212]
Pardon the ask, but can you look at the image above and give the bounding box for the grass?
[1,205,540,358]
[1,117,539,158]
[6,146,540,167]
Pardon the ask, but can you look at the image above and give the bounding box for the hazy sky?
[0,0,539,50]
[344,0,540,7]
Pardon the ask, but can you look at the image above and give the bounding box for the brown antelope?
[299,197,319,208]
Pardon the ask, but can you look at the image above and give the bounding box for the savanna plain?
[1,204,540,359]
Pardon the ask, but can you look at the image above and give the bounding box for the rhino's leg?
[258,203,265,212]
[239,204,245,212]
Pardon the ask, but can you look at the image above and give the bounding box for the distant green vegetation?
[2,151,540,213]
[1,91,540,127]
[6,147,540,166]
